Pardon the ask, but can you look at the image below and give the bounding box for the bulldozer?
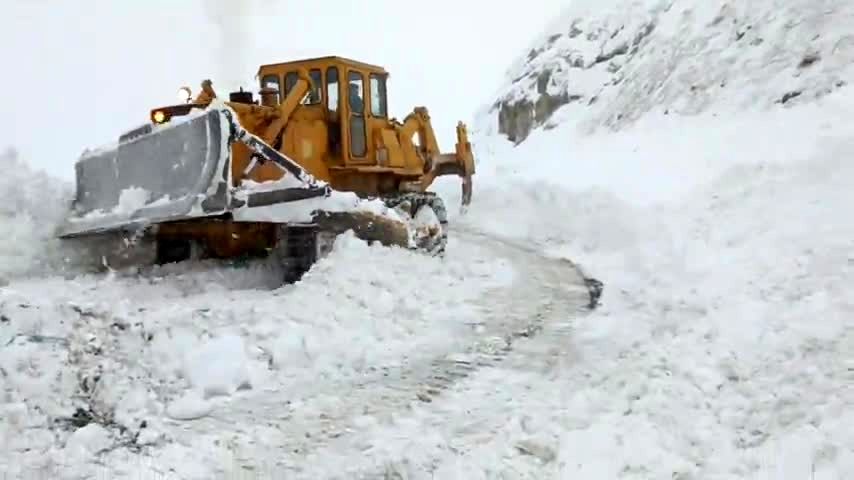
[57,56,475,282]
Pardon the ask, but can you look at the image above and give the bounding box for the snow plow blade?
[58,107,330,238]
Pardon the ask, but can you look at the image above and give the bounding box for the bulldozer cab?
[257,56,389,166]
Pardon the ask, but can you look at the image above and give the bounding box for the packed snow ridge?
[479,0,854,144]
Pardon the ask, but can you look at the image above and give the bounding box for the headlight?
[152,110,166,123]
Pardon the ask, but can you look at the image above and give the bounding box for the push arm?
[260,68,314,145]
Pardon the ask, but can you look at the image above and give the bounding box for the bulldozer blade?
[59,109,232,238]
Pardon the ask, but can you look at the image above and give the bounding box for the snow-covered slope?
[421,0,854,477]
[437,107,854,477]
[477,0,853,144]
[0,148,74,280]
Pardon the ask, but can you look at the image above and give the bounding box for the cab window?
[306,69,322,105]
[326,67,339,112]
[348,71,366,157]
[260,74,280,102]
[348,71,365,114]
[370,74,387,117]
[284,70,322,105]
[284,72,298,95]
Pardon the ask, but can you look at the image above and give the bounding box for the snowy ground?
[432,102,854,478]
[430,21,853,479]
[420,1,853,476]
[0,225,535,478]
[3,0,854,478]
[0,145,590,479]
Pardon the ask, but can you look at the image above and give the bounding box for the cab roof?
[257,56,388,75]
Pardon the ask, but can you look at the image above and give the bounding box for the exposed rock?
[537,70,552,94]
[595,43,629,65]
[493,17,658,144]
[779,90,802,104]
[488,0,850,145]
[527,49,537,61]
[498,87,579,144]
[632,22,656,48]
[498,99,535,144]
[536,92,576,125]
[798,52,820,68]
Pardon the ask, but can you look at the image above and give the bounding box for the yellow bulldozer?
[58,56,475,281]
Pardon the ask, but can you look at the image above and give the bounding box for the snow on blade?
[232,188,401,223]
[71,187,174,221]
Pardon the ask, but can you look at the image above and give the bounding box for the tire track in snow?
[304,227,595,479]
[161,225,593,475]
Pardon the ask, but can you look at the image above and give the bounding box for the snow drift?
[0,230,513,478]
[338,103,854,476]
[0,147,74,280]
[423,0,854,477]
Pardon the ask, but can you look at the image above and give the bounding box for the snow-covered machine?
[57,56,475,281]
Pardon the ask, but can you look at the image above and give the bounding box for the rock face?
[497,99,533,144]
[498,69,577,143]
[483,0,854,144]
[491,6,659,144]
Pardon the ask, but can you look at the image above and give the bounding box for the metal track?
[62,192,451,280]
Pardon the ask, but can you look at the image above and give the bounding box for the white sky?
[1,0,570,180]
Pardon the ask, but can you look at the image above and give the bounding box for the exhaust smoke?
[200,0,258,94]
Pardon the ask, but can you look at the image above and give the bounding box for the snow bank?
[327,90,854,478]
[455,67,854,477]
[0,227,513,477]
[442,145,853,477]
[335,1,854,476]
[0,147,75,279]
